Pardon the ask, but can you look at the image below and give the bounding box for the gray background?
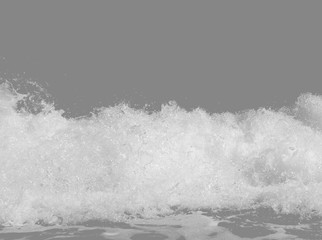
[0,1,321,117]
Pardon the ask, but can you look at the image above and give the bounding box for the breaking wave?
[1,80,322,227]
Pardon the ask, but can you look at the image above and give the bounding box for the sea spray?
[1,81,322,227]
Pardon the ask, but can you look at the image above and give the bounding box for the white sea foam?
[1,81,322,226]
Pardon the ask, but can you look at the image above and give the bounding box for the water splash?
[1,80,322,227]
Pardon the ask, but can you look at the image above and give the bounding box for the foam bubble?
[1,82,322,226]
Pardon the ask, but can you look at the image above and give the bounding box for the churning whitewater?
[1,81,322,227]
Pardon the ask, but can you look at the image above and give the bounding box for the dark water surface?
[1,208,322,240]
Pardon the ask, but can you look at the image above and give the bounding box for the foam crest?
[1,82,322,226]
